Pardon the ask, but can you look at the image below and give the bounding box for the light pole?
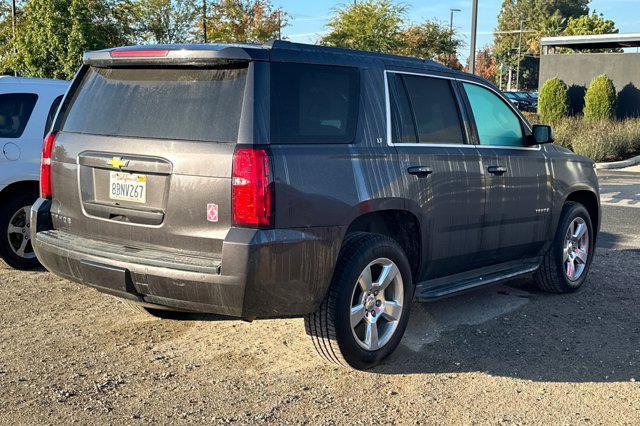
[11,0,17,76]
[202,0,207,43]
[515,20,524,91]
[469,0,478,74]
[449,8,461,37]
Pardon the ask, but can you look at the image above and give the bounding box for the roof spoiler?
[83,44,269,66]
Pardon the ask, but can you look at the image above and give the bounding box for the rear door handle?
[487,165,507,175]
[407,166,433,177]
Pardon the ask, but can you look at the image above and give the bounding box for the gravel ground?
[1,241,639,424]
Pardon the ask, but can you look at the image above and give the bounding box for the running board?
[415,263,539,301]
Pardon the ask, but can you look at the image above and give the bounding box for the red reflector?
[110,49,169,58]
[40,132,57,198]
[232,146,273,227]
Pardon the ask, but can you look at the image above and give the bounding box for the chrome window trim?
[383,69,541,151]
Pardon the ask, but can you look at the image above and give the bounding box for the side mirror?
[531,124,554,145]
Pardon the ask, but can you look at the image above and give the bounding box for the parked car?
[502,92,521,108]
[0,76,68,269]
[32,42,600,370]
[504,91,536,112]
[515,91,538,109]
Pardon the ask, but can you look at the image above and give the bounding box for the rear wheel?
[305,233,413,370]
[534,201,594,293]
[0,193,40,270]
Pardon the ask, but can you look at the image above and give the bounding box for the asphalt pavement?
[598,167,640,249]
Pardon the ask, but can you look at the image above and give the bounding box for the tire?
[534,201,595,293]
[305,232,414,370]
[125,302,195,320]
[0,192,40,270]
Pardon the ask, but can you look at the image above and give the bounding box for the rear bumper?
[31,198,342,319]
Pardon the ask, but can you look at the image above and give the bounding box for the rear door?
[387,71,485,280]
[51,65,250,257]
[460,81,552,263]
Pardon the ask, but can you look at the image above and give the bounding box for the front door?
[460,82,552,263]
[387,71,485,281]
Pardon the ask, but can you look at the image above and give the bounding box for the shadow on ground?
[375,247,640,383]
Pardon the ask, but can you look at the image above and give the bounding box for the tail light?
[40,132,57,198]
[232,146,273,227]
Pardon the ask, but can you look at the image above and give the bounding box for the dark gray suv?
[32,41,600,370]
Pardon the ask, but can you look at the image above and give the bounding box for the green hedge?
[538,77,569,123]
[584,74,617,121]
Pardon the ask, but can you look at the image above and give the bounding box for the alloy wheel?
[350,258,404,351]
[563,217,589,281]
[7,206,35,259]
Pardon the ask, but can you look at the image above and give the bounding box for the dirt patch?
[1,247,639,424]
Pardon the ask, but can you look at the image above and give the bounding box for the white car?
[0,76,68,269]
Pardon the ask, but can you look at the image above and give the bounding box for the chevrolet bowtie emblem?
[107,156,128,169]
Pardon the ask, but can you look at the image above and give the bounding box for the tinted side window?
[388,73,417,144]
[0,93,38,138]
[402,75,465,145]
[463,83,524,147]
[45,95,63,137]
[271,62,360,144]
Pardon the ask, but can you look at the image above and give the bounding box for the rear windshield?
[62,66,248,143]
[270,62,360,144]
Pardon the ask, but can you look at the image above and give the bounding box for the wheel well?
[566,190,599,235]
[345,210,421,278]
[0,181,39,203]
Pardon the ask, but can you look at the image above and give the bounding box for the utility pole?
[469,0,478,74]
[515,20,524,91]
[11,0,17,76]
[449,8,461,43]
[202,0,207,43]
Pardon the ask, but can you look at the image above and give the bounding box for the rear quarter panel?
[271,60,407,230]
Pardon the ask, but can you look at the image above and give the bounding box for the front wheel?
[534,201,595,293]
[305,233,413,370]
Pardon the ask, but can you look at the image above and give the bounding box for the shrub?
[583,74,617,121]
[538,77,569,123]
[526,114,640,162]
[551,116,582,150]
[570,119,640,162]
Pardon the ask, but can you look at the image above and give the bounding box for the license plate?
[109,171,146,203]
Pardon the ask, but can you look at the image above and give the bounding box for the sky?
[274,0,639,60]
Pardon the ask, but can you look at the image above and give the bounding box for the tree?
[493,0,589,90]
[398,20,462,63]
[321,0,406,54]
[441,54,463,71]
[321,1,463,67]
[563,11,619,52]
[135,0,200,44]
[204,0,287,44]
[527,11,565,53]
[12,0,134,79]
[473,45,497,83]
[538,77,569,122]
[0,1,18,75]
[583,74,617,121]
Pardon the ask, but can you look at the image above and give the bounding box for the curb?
[595,154,640,170]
